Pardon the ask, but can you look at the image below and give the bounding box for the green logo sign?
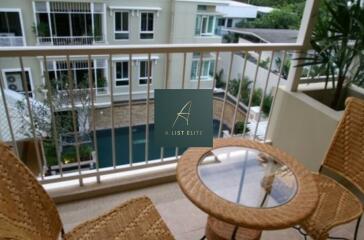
[155,89,213,147]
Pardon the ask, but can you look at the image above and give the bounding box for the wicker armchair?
[0,143,175,240]
[297,97,364,240]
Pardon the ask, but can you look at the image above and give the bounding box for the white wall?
[267,86,341,170]
[218,52,287,95]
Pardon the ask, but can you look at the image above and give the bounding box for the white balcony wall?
[218,52,287,94]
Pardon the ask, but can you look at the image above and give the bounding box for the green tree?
[238,5,302,29]
[298,0,364,109]
[275,56,291,79]
[215,69,226,88]
[237,2,305,30]
[247,0,304,8]
[234,121,250,134]
[262,94,273,116]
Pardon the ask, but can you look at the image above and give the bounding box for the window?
[139,60,152,85]
[195,15,215,36]
[115,12,129,40]
[197,5,208,11]
[191,56,215,80]
[0,11,24,46]
[115,61,129,86]
[227,18,233,28]
[34,2,104,45]
[47,60,107,92]
[4,70,32,97]
[0,12,23,36]
[217,18,225,27]
[140,12,154,39]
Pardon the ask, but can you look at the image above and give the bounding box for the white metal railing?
[0,36,25,47]
[38,36,104,46]
[0,43,303,186]
[0,0,320,188]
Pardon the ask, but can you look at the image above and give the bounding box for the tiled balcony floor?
[57,182,363,240]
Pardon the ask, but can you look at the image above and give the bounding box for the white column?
[286,0,321,92]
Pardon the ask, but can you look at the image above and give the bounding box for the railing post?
[287,0,320,92]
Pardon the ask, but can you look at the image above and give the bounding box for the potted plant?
[32,22,50,37]
[299,0,364,110]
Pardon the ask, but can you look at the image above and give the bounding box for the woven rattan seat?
[300,174,362,240]
[298,97,364,240]
[0,143,174,240]
[64,197,174,240]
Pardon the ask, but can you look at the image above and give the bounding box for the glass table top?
[198,146,298,208]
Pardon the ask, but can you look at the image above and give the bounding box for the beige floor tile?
[57,181,363,240]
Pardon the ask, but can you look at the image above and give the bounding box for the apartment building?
[0,0,227,108]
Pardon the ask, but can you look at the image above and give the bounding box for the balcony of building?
[34,1,105,46]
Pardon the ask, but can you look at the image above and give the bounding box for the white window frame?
[114,11,129,40]
[139,11,154,40]
[33,2,105,45]
[44,59,108,95]
[191,58,215,81]
[2,68,34,95]
[0,8,26,46]
[138,60,152,85]
[115,61,129,87]
[195,14,216,36]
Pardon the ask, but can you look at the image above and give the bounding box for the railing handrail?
[0,43,303,57]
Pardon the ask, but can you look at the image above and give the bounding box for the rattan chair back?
[0,142,63,240]
[323,97,364,194]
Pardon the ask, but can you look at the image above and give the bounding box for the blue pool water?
[96,120,229,168]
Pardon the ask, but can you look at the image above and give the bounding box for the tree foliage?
[298,0,364,109]
[237,1,305,29]
[247,0,304,7]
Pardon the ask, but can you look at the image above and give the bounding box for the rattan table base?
[206,216,262,240]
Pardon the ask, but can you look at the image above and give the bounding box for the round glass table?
[177,138,318,240]
[198,146,298,209]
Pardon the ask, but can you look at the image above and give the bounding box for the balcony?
[1,1,363,239]
[34,1,104,46]
[38,36,105,46]
[0,36,25,47]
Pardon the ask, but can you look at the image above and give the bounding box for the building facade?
[0,0,228,109]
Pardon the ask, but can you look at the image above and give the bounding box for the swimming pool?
[96,120,229,168]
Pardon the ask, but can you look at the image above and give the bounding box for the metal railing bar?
[243,52,262,137]
[128,54,133,166]
[87,55,100,183]
[231,51,248,135]
[65,55,83,186]
[254,51,274,140]
[212,51,220,90]
[109,54,116,168]
[43,56,63,177]
[160,53,170,162]
[160,147,164,162]
[197,52,203,89]
[19,57,44,179]
[0,43,303,57]
[264,51,287,143]
[39,158,178,185]
[145,53,151,163]
[164,52,179,160]
[0,70,19,157]
[175,147,179,160]
[218,52,234,138]
[165,53,169,89]
[181,52,187,89]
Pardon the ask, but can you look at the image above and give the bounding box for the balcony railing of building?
[0,43,302,186]
[0,36,25,47]
[0,0,319,187]
[38,36,104,46]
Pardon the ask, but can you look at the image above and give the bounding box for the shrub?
[234,121,250,134]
